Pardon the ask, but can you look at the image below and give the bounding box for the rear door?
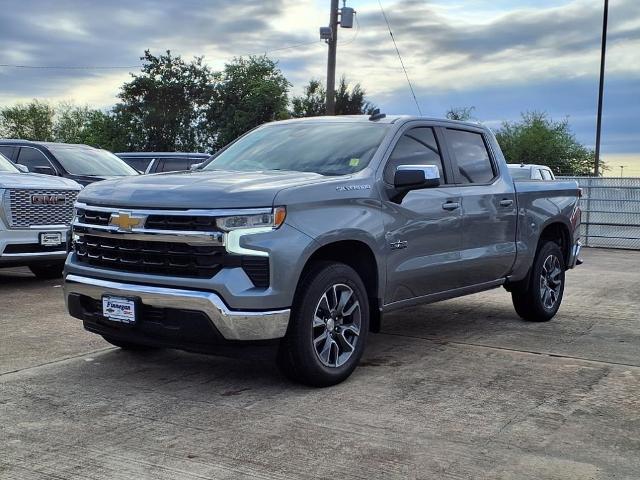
[382,124,466,304]
[443,127,517,285]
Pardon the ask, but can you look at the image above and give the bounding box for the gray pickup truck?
[64,115,582,386]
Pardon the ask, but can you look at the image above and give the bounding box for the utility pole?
[326,0,340,115]
[594,0,609,176]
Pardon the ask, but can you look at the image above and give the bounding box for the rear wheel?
[102,336,158,351]
[512,241,565,322]
[29,262,64,280]
[278,261,369,387]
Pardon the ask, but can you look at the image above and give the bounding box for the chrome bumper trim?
[63,274,290,341]
[1,250,67,257]
[72,225,224,246]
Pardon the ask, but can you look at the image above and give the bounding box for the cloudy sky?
[1,0,638,173]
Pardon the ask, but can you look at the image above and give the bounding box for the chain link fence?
[559,176,640,250]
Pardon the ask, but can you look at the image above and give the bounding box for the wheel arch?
[298,239,382,332]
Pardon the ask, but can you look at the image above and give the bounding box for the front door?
[382,126,466,305]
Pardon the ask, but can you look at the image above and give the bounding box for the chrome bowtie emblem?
[109,212,144,231]
[390,240,408,250]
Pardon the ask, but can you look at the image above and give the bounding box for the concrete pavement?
[1,248,639,479]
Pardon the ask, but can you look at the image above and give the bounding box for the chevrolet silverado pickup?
[63,115,582,386]
[0,152,81,278]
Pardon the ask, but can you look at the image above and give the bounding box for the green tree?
[495,112,598,176]
[53,102,98,143]
[0,100,55,140]
[446,106,475,121]
[291,76,377,117]
[114,50,216,151]
[210,56,290,149]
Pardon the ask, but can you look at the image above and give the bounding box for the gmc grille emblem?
[31,194,67,206]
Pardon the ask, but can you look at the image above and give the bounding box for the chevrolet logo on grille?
[31,194,66,205]
[109,212,144,231]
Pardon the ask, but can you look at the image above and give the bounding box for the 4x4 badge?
[390,240,408,250]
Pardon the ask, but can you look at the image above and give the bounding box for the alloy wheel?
[312,283,361,367]
[539,254,562,310]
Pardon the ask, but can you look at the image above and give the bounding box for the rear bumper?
[568,240,583,269]
[63,274,290,342]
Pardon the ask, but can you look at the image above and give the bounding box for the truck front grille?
[145,214,217,232]
[4,189,78,228]
[74,235,225,278]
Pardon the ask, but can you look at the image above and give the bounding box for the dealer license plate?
[102,296,136,324]
[40,232,62,246]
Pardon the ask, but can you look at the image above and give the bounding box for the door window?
[384,127,445,184]
[16,147,55,173]
[445,129,495,184]
[0,145,16,160]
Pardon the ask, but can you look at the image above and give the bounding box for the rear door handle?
[442,201,460,211]
[499,199,513,207]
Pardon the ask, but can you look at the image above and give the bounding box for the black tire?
[102,336,157,351]
[28,262,64,279]
[512,241,565,322]
[277,261,369,387]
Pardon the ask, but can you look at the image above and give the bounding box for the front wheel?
[29,262,64,279]
[512,241,565,322]
[278,261,369,387]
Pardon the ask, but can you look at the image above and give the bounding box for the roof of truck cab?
[0,139,92,148]
[115,152,210,158]
[270,115,485,129]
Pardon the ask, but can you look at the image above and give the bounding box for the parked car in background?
[64,115,582,387]
[115,152,211,174]
[0,140,138,186]
[0,152,81,278]
[508,163,556,181]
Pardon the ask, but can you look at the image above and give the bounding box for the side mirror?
[32,165,56,176]
[394,165,440,190]
[189,162,202,171]
[15,164,29,173]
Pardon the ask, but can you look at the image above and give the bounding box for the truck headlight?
[216,207,286,232]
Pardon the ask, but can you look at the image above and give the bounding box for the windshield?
[47,146,138,176]
[203,122,390,176]
[508,167,531,180]
[0,153,19,173]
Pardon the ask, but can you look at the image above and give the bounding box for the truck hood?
[0,172,81,190]
[78,170,328,209]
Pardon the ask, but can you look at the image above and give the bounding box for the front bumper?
[0,226,70,266]
[64,274,290,342]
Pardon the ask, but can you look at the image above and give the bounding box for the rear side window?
[445,129,495,184]
[158,158,194,172]
[124,157,153,172]
[384,127,445,184]
[541,169,553,180]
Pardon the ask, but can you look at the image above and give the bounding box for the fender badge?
[336,184,371,191]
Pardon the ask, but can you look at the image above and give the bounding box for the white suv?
[0,153,81,278]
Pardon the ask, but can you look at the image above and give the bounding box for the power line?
[377,0,422,116]
[0,40,323,71]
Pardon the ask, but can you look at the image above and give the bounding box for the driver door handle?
[499,199,514,207]
[442,201,460,211]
